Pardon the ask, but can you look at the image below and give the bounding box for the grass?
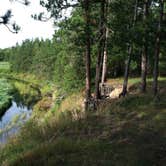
[0,78,166,166]
[0,79,13,116]
[0,62,10,73]
[12,81,41,107]
[2,72,57,97]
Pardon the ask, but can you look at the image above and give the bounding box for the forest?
[0,0,166,166]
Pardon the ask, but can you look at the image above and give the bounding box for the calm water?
[0,100,32,144]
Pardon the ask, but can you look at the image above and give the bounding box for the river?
[0,100,32,144]
[0,81,40,145]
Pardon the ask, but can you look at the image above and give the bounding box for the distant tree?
[153,0,164,96]
[101,0,110,84]
[120,0,138,97]
[84,0,92,107]
[37,0,93,108]
[141,0,150,93]
[95,0,106,99]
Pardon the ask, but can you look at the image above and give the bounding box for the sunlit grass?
[107,76,166,86]
[0,78,166,166]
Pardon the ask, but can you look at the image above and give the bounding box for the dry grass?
[59,92,84,112]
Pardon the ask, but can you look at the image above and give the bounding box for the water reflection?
[0,81,41,145]
[13,88,40,109]
[0,101,32,144]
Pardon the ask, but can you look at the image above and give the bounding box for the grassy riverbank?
[0,62,10,74]
[0,77,166,166]
[0,79,13,116]
[0,62,13,115]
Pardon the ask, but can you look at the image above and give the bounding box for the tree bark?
[101,0,109,84]
[120,46,132,96]
[153,0,164,96]
[84,0,91,107]
[120,0,138,97]
[101,29,108,84]
[141,0,149,93]
[95,0,106,99]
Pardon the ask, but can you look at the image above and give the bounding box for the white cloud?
[0,0,55,49]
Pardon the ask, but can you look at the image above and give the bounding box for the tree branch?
[4,24,18,33]
[10,0,30,5]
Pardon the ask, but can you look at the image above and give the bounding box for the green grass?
[107,76,166,86]
[0,62,10,73]
[2,72,56,97]
[0,79,13,116]
[0,79,166,166]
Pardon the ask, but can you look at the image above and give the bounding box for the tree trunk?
[101,0,109,84]
[120,46,132,97]
[101,30,108,84]
[95,0,105,99]
[153,0,164,96]
[141,0,149,93]
[120,0,138,97]
[84,0,91,108]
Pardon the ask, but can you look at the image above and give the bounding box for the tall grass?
[0,78,166,166]
[0,79,13,115]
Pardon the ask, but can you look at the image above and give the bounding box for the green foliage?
[2,9,86,93]
[0,1,166,165]
[0,62,10,73]
[13,81,40,107]
[1,0,165,93]
[0,79,13,115]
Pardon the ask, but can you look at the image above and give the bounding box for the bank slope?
[0,80,166,166]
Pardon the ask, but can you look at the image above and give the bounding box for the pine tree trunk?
[141,0,149,93]
[120,46,132,96]
[120,0,138,97]
[153,0,164,96]
[84,0,91,108]
[101,31,108,84]
[101,0,109,84]
[95,0,105,99]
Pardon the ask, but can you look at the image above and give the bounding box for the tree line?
[0,0,166,109]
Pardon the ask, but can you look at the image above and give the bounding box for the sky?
[0,0,55,49]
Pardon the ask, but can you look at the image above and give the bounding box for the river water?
[0,100,32,144]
